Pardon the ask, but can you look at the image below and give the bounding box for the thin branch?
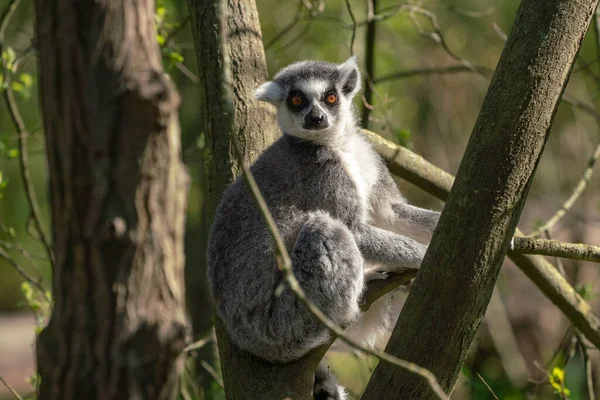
[228,133,448,400]
[0,246,53,308]
[4,73,54,264]
[484,287,529,388]
[0,376,23,400]
[264,0,304,50]
[344,0,357,55]
[577,333,595,400]
[184,335,212,353]
[526,138,600,238]
[375,64,491,84]
[512,238,600,264]
[200,360,224,388]
[361,0,377,128]
[562,94,600,121]
[360,129,600,349]
[594,4,600,80]
[477,373,499,400]
[1,0,54,265]
[406,6,478,72]
[162,15,191,47]
[0,0,21,44]
[174,62,199,84]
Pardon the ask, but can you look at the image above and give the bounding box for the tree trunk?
[361,1,598,398]
[187,0,283,397]
[187,0,279,224]
[33,1,190,399]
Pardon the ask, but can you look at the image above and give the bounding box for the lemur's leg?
[261,211,365,362]
[354,223,428,271]
[290,211,365,326]
[314,360,348,400]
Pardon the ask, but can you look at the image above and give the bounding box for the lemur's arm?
[391,203,440,235]
[370,166,441,238]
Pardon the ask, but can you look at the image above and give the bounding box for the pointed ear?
[338,56,361,97]
[255,81,284,105]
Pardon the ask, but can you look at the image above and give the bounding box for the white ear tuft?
[338,56,361,97]
[255,81,284,105]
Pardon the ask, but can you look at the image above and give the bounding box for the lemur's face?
[255,57,361,143]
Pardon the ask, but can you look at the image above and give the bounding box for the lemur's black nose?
[309,113,324,122]
[304,110,328,130]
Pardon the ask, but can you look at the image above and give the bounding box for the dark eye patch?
[322,88,339,108]
[287,90,307,111]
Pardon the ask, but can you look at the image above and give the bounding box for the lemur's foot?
[314,360,347,400]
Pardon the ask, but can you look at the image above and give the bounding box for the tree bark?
[33,1,190,399]
[361,1,598,398]
[188,0,279,225]
[187,0,283,397]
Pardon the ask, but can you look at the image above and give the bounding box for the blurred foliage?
[1,0,600,399]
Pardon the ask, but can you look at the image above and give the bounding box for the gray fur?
[207,57,441,364]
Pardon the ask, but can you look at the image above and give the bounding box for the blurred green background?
[1,0,600,398]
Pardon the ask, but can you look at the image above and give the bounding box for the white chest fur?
[336,133,380,208]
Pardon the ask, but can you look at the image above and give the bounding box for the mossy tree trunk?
[187,0,287,397]
[361,0,599,398]
[33,1,190,399]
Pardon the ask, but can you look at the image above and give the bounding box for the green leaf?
[157,34,166,46]
[11,81,24,93]
[2,47,15,68]
[576,283,594,300]
[19,73,33,88]
[393,128,412,147]
[8,227,16,238]
[169,51,184,64]
[7,148,18,158]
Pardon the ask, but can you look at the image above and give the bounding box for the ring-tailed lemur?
[207,56,441,399]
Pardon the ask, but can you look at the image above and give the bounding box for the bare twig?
[184,335,212,353]
[162,15,191,47]
[228,132,448,400]
[484,288,529,388]
[477,373,499,400]
[512,238,600,264]
[175,62,199,84]
[264,0,305,50]
[360,129,600,349]
[200,360,224,388]
[0,376,23,400]
[344,0,357,55]
[1,0,54,265]
[406,6,477,72]
[0,0,21,44]
[361,0,377,128]
[4,73,54,264]
[594,4,600,78]
[577,332,595,400]
[0,246,53,308]
[562,94,600,121]
[375,64,492,84]
[526,137,600,238]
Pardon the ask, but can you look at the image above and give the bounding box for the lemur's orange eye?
[291,95,303,106]
[326,93,337,104]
